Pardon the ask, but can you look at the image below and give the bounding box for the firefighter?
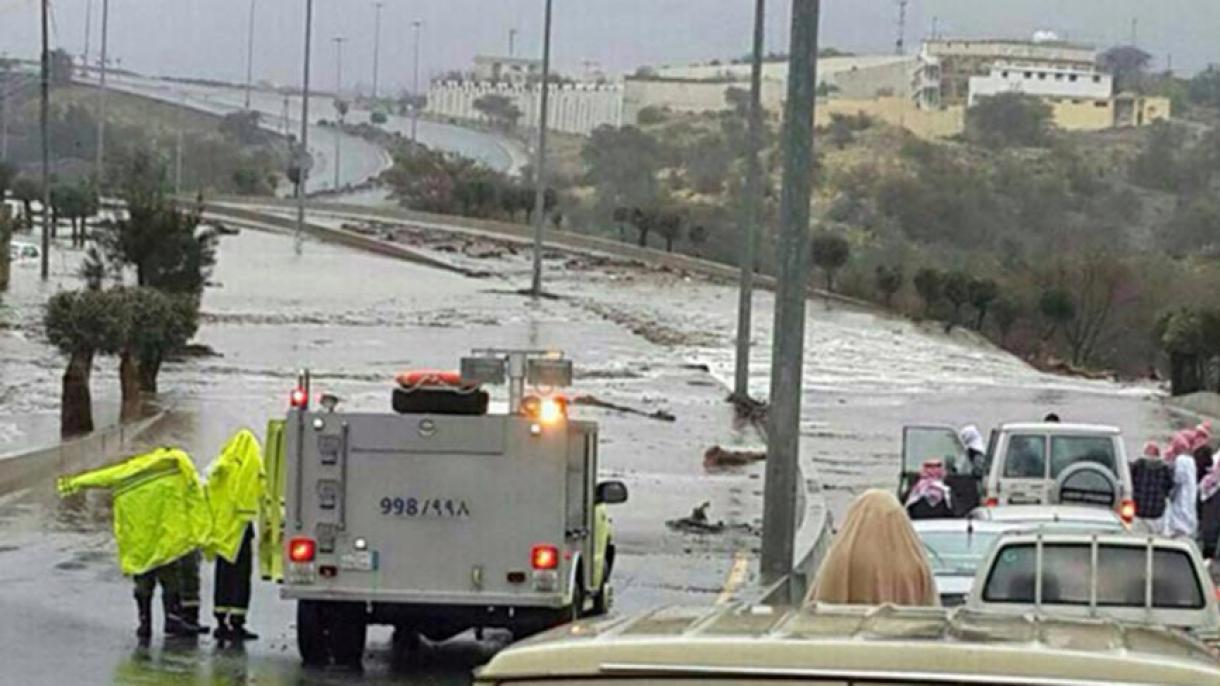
[177,549,209,634]
[56,447,211,641]
[205,429,266,641]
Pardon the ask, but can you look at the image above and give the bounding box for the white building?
[473,55,542,84]
[967,62,1112,106]
[427,81,624,136]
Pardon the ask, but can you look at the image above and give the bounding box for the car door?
[900,425,966,501]
[995,433,1050,504]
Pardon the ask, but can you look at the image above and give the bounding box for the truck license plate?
[379,497,471,519]
[340,551,376,571]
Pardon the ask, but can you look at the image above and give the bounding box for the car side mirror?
[596,481,628,505]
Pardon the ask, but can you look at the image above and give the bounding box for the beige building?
[924,38,1097,103]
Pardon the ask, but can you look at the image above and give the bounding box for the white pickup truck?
[901,422,1135,522]
[273,351,628,668]
[966,530,1220,654]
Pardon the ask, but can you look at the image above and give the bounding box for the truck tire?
[569,571,587,623]
[296,600,329,667]
[328,602,368,669]
[591,543,616,616]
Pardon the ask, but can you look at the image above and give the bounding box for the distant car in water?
[9,242,40,262]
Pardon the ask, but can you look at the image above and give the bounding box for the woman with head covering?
[805,490,939,607]
[1164,433,1198,540]
[906,460,954,520]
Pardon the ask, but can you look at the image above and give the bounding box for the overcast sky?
[0,1,1216,94]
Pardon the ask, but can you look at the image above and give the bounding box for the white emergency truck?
[274,350,628,668]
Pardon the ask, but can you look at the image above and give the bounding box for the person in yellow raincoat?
[57,447,211,640]
[205,429,266,641]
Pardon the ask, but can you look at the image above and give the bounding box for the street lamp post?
[39,0,51,280]
[528,0,553,298]
[295,0,314,251]
[410,20,422,142]
[95,0,110,185]
[372,2,384,99]
[332,36,346,191]
[244,0,256,110]
[761,0,822,586]
[733,0,766,402]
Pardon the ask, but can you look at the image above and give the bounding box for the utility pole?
[528,0,553,298]
[509,28,518,57]
[733,0,766,403]
[411,20,422,142]
[332,36,346,191]
[244,0,256,109]
[83,0,92,75]
[1130,17,1139,46]
[895,0,908,56]
[39,0,51,280]
[761,0,821,585]
[174,95,184,194]
[295,0,314,252]
[96,0,110,185]
[371,2,384,99]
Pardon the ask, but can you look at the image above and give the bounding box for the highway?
[77,72,528,195]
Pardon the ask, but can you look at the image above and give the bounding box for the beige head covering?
[805,489,939,607]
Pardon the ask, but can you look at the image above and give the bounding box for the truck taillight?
[984,497,999,508]
[289,537,316,563]
[1119,499,1136,524]
[290,387,308,409]
[531,544,559,570]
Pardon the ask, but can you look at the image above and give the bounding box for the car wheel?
[296,600,329,667]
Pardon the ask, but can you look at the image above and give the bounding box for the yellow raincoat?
[56,448,211,576]
[258,420,287,582]
[205,429,266,563]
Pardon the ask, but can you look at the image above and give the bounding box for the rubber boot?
[183,606,210,635]
[135,596,153,641]
[163,593,201,637]
[229,616,259,641]
[213,613,233,640]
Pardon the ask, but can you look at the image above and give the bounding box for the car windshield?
[918,530,1002,575]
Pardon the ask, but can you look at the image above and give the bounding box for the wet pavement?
[0,211,1207,684]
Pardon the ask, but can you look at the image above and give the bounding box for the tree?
[219,110,266,146]
[43,290,127,436]
[11,176,41,230]
[687,224,708,256]
[967,277,1000,330]
[0,161,13,198]
[655,212,683,252]
[1100,45,1152,92]
[1039,287,1076,342]
[1129,121,1184,192]
[913,268,943,318]
[1162,195,1220,255]
[0,209,12,291]
[966,92,1053,148]
[53,183,98,248]
[942,270,972,328]
[115,287,198,399]
[1188,66,1220,109]
[370,110,388,125]
[810,233,850,292]
[874,264,904,308]
[583,126,663,221]
[1156,307,1218,395]
[629,207,654,247]
[473,94,522,130]
[991,297,1021,345]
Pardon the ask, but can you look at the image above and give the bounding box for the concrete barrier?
[203,196,879,312]
[0,413,168,496]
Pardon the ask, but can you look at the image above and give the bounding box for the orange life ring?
[395,369,468,389]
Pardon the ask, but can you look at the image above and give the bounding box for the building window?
[1002,70,1009,78]
[1055,73,1064,81]
[1024,71,1033,79]
[1038,72,1047,80]
[1070,75,1078,82]
[1093,75,1101,83]
[1072,99,1082,104]
[1095,101,1108,108]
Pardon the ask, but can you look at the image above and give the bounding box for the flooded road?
[0,216,1199,684]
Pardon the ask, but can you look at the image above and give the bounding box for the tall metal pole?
[761,0,821,585]
[83,0,92,74]
[509,28,518,57]
[174,95,184,194]
[410,21,422,142]
[528,0,553,298]
[295,0,314,252]
[95,0,110,185]
[732,0,766,402]
[371,2,384,99]
[244,0,256,109]
[39,0,51,280]
[332,36,345,190]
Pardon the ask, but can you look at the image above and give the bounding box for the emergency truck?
[267,350,628,668]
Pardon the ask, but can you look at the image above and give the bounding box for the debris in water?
[570,394,675,422]
[703,446,765,469]
[666,502,723,534]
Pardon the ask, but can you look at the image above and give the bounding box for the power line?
[895,0,908,56]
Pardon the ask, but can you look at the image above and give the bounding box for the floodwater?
[0,220,1198,685]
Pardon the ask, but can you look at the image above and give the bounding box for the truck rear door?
[285,411,572,605]
[994,433,1050,504]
